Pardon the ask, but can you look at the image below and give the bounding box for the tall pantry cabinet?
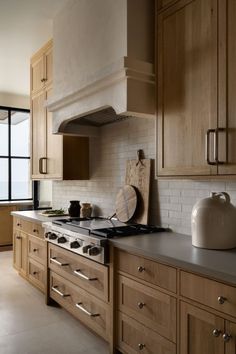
[30,40,89,180]
[156,0,236,177]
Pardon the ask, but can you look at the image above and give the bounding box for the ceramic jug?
[191,192,236,249]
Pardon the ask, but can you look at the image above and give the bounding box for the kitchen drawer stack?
[48,243,110,340]
[116,249,177,354]
[13,216,46,292]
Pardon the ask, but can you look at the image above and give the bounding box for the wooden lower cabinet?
[117,311,176,354]
[180,302,224,354]
[226,321,236,354]
[28,258,46,292]
[13,230,28,278]
[0,206,17,246]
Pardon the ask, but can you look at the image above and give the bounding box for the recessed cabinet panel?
[157,0,218,176]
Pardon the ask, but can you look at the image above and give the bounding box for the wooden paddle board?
[115,185,137,222]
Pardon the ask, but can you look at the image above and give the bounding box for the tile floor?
[0,251,109,354]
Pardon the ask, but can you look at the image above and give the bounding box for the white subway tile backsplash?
[52,116,236,236]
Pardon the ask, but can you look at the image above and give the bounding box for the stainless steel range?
[43,217,165,264]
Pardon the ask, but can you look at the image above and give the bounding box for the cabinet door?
[19,231,28,278]
[45,86,63,179]
[157,0,218,176]
[31,91,46,179]
[226,321,236,354]
[13,230,21,270]
[0,206,16,245]
[218,0,236,174]
[31,55,44,94]
[180,302,224,354]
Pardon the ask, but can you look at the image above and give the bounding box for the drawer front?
[116,249,177,293]
[118,275,176,342]
[28,235,46,265]
[13,217,31,233]
[29,222,44,238]
[117,312,176,354]
[50,271,109,340]
[180,271,236,317]
[48,243,108,302]
[28,258,46,292]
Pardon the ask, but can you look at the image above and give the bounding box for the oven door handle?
[73,269,97,281]
[50,257,69,267]
[75,302,99,317]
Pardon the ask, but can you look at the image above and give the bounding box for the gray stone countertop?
[110,232,236,286]
[11,210,67,224]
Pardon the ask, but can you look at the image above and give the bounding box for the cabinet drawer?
[116,249,177,293]
[13,217,31,233]
[29,222,44,238]
[48,243,108,302]
[50,271,109,340]
[28,258,46,292]
[117,312,176,354]
[28,235,46,265]
[118,275,176,342]
[180,271,236,318]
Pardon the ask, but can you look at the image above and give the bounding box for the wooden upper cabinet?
[157,0,218,176]
[31,39,53,95]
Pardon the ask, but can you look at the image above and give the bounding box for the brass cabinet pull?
[212,329,221,337]
[138,302,145,309]
[51,286,70,297]
[33,229,39,233]
[73,269,97,281]
[33,271,38,275]
[75,302,99,317]
[205,129,217,165]
[16,236,21,240]
[206,128,226,165]
[50,257,69,267]
[33,248,38,252]
[39,157,47,174]
[138,344,145,350]
[222,333,231,342]
[17,223,21,227]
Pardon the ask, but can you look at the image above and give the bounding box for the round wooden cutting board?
[115,185,137,222]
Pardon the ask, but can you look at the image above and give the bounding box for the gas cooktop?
[52,217,166,238]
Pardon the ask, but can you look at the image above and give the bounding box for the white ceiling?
[0,0,68,96]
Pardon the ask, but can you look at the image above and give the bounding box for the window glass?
[11,159,32,199]
[0,110,8,155]
[0,158,8,200]
[11,111,30,156]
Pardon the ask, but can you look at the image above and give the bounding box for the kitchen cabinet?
[13,216,46,292]
[156,0,236,177]
[0,206,17,246]
[30,40,89,180]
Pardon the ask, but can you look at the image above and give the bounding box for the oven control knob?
[88,246,101,256]
[45,232,51,238]
[49,233,58,240]
[82,245,92,254]
[57,236,67,244]
[70,241,80,249]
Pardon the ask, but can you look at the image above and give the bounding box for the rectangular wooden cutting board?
[125,159,151,224]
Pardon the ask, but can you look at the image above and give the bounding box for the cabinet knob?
[17,223,21,227]
[218,296,227,305]
[222,333,231,342]
[138,344,145,350]
[16,236,21,240]
[33,271,38,275]
[212,329,221,337]
[33,229,38,233]
[138,266,145,273]
[138,302,145,309]
[41,78,46,82]
[33,248,38,252]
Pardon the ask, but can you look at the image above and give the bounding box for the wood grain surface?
[125,159,151,224]
[115,185,137,222]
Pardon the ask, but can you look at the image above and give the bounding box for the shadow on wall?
[149,160,161,226]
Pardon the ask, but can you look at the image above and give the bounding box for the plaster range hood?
[47,0,155,136]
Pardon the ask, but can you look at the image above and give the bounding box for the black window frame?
[0,105,33,202]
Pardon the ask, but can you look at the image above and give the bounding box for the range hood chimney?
[47,0,155,136]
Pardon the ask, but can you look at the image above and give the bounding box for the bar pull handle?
[205,129,217,165]
[50,257,69,267]
[39,157,47,174]
[73,269,97,281]
[51,286,70,297]
[75,302,99,317]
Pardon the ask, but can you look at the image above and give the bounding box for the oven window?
[0,106,32,201]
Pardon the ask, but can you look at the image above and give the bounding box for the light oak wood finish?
[115,185,137,223]
[13,217,31,233]
[28,257,46,292]
[116,249,177,293]
[0,206,16,246]
[180,271,236,318]
[118,274,176,342]
[180,301,224,354]
[50,271,110,340]
[28,235,46,265]
[157,0,218,176]
[48,243,109,302]
[125,159,151,224]
[29,222,44,239]
[13,230,28,278]
[117,311,176,354]
[30,39,89,181]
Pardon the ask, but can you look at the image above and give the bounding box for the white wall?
[52,117,236,236]
[0,93,29,109]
